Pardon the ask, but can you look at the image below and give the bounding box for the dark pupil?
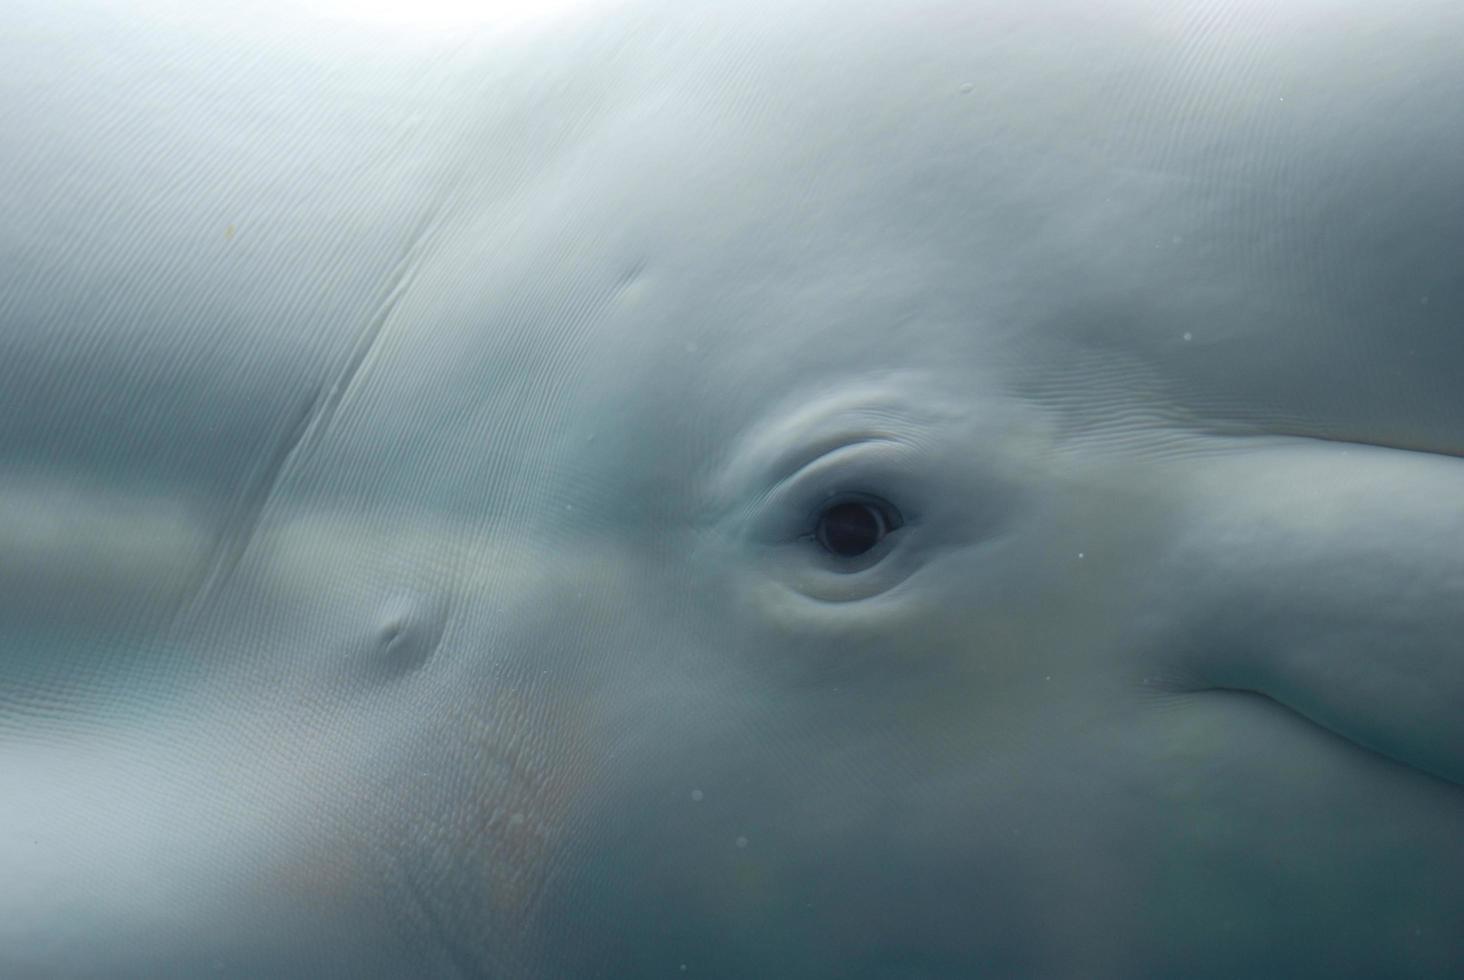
[816,501,885,557]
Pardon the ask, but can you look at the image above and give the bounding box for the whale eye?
[814,498,902,558]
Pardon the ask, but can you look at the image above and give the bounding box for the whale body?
[1,0,1462,977]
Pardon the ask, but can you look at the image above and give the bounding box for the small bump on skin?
[371,595,446,677]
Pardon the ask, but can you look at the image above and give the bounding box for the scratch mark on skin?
[398,859,484,980]
[180,206,446,619]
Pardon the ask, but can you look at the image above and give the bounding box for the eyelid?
[741,439,923,548]
[710,378,946,519]
[766,434,907,495]
[765,438,920,506]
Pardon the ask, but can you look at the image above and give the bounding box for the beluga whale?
[1,0,1461,976]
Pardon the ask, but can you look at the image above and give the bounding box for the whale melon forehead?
[346,0,1462,472]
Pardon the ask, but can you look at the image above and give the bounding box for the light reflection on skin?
[300,0,604,35]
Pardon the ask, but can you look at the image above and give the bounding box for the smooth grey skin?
[2,0,1462,976]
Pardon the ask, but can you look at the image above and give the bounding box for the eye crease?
[814,498,902,558]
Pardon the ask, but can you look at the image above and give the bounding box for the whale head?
[2,0,1461,977]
